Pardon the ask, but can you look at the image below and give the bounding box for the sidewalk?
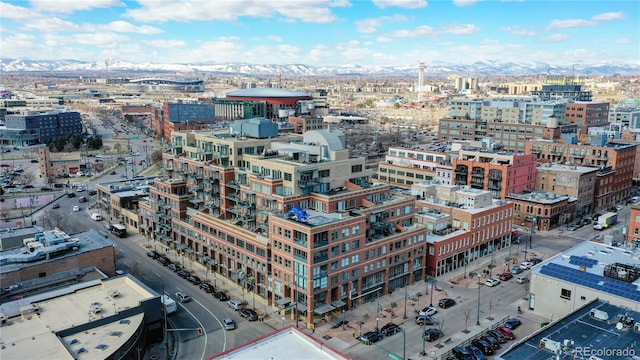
[129,233,551,359]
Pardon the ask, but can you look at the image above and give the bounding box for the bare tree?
[41,209,65,230]
[114,143,122,156]
[21,172,35,187]
[151,150,163,165]
[463,308,472,332]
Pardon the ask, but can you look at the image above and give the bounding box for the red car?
[497,326,515,340]
[499,272,513,281]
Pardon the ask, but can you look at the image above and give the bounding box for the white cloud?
[355,15,407,33]
[145,39,188,48]
[30,0,124,14]
[376,36,393,43]
[441,24,480,35]
[372,0,427,9]
[125,0,340,24]
[388,25,435,38]
[452,0,477,7]
[543,34,570,42]
[546,19,597,31]
[0,2,38,20]
[73,32,130,48]
[616,38,632,44]
[106,21,163,34]
[501,26,536,37]
[266,35,283,42]
[592,12,625,21]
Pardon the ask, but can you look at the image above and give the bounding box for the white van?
[90,213,102,221]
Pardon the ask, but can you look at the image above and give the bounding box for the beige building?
[534,163,597,216]
[377,145,450,187]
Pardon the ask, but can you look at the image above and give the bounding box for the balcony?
[313,254,328,264]
[293,237,308,247]
[455,168,468,175]
[226,193,240,202]
[531,148,541,153]
[226,182,239,190]
[488,182,501,191]
[471,172,484,178]
[488,172,502,180]
[298,178,320,188]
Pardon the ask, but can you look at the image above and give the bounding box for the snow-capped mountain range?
[1,58,638,77]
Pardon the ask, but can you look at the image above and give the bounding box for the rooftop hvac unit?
[539,337,561,352]
[589,308,609,321]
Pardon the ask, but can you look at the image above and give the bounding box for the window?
[284,173,292,181]
[560,288,571,300]
[351,164,363,173]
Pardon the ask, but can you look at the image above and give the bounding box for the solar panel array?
[539,262,640,302]
[568,255,598,268]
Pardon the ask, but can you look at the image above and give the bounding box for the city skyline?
[1,0,639,67]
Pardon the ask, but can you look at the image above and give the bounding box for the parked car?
[175,291,190,303]
[516,275,529,284]
[223,318,235,330]
[499,273,513,281]
[419,306,438,316]
[239,308,259,321]
[214,291,229,301]
[439,298,456,309]
[423,328,443,342]
[567,224,578,231]
[510,266,523,274]
[486,329,507,343]
[52,204,60,209]
[529,258,543,265]
[168,263,180,272]
[146,250,159,259]
[187,275,201,285]
[485,278,500,287]
[158,256,171,265]
[227,300,243,311]
[177,270,190,278]
[78,196,87,203]
[503,318,522,330]
[471,339,493,355]
[88,189,97,195]
[465,345,488,360]
[360,331,383,345]
[72,205,80,212]
[520,261,533,270]
[496,326,515,340]
[380,322,401,336]
[67,192,76,198]
[40,187,52,191]
[481,335,501,350]
[451,346,475,360]
[415,314,438,325]
[199,283,214,293]
[616,205,624,211]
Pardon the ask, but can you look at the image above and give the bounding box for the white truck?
[161,294,177,315]
[594,212,617,230]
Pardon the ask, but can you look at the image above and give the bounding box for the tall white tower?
[418,62,425,102]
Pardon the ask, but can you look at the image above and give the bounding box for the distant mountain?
[1,58,638,77]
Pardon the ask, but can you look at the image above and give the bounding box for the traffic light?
[197,327,203,336]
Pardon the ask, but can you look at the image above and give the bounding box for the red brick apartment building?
[453,150,537,199]
[506,192,576,231]
[526,140,637,211]
[139,125,430,326]
[412,183,514,278]
[565,102,610,135]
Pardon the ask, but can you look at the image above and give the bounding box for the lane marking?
[193,297,228,352]
[177,300,216,360]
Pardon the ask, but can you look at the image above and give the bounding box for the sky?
[1,0,638,67]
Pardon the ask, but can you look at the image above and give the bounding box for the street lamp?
[341,309,346,330]
[429,275,436,307]
[376,317,379,332]
[420,322,427,356]
[403,283,408,319]
[529,216,536,249]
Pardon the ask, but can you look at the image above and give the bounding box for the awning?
[276,297,291,307]
[331,300,347,308]
[296,303,308,313]
[313,304,336,315]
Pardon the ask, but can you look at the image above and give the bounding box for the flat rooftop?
[533,241,640,302]
[498,299,640,360]
[507,191,571,204]
[0,275,155,360]
[210,325,351,360]
[0,229,116,275]
[536,163,599,174]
